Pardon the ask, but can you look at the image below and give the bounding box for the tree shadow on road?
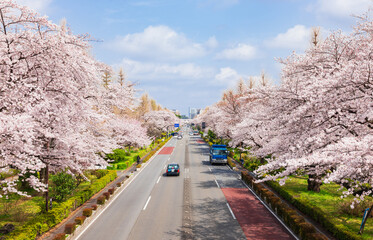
[165,197,246,240]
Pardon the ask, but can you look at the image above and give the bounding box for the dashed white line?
[226,203,236,219]
[156,176,161,184]
[214,179,220,188]
[164,165,167,169]
[208,167,212,172]
[143,196,151,210]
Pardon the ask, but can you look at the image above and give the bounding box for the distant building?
[189,107,201,119]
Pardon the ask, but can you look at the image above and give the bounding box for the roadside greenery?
[106,137,169,170]
[0,170,116,239]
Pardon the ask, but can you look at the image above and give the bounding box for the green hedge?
[7,170,117,240]
[241,172,329,240]
[265,181,363,240]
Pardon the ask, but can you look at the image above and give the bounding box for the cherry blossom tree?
[0,1,121,209]
[254,15,373,201]
[143,110,179,138]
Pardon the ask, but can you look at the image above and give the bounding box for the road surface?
[76,126,295,240]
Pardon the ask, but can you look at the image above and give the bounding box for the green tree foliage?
[50,172,77,202]
[207,129,217,142]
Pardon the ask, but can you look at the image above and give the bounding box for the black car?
[166,163,180,176]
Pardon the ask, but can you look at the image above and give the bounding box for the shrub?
[82,208,93,217]
[103,192,110,200]
[93,169,108,179]
[7,170,117,240]
[108,188,114,195]
[116,182,121,187]
[91,204,98,210]
[227,158,236,168]
[53,233,66,240]
[64,223,76,234]
[136,164,142,168]
[50,171,77,202]
[97,196,105,205]
[74,216,86,225]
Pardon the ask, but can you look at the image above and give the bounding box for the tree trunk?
[45,163,49,212]
[307,174,322,192]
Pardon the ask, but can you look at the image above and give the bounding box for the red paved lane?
[196,140,205,144]
[222,188,294,240]
[158,147,174,155]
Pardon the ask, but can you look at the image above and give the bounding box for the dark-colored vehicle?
[166,163,180,176]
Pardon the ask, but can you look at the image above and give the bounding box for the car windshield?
[168,165,179,169]
[212,149,227,155]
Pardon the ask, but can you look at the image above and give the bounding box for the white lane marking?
[164,165,167,169]
[75,141,169,240]
[168,157,170,161]
[226,203,236,220]
[157,176,161,184]
[208,167,212,172]
[143,196,151,210]
[214,179,220,188]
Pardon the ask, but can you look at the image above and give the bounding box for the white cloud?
[114,58,214,80]
[109,25,207,61]
[214,67,242,87]
[266,25,311,50]
[205,36,219,49]
[311,0,372,18]
[216,43,257,61]
[16,0,52,12]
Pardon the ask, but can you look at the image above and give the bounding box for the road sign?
[174,123,179,128]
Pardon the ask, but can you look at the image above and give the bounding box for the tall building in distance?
[189,107,201,119]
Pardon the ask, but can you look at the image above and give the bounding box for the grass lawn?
[279,176,373,239]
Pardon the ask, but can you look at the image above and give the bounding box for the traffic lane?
[77,141,174,240]
[189,140,246,240]
[207,163,246,189]
[127,170,184,240]
[127,138,184,240]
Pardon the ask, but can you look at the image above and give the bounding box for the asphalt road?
[76,126,294,240]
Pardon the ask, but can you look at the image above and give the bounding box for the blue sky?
[17,0,372,115]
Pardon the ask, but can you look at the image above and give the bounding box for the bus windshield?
[212,149,227,155]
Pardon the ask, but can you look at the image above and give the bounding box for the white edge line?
[75,142,168,240]
[226,203,236,220]
[156,176,161,184]
[240,180,300,240]
[214,179,220,188]
[143,196,151,210]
